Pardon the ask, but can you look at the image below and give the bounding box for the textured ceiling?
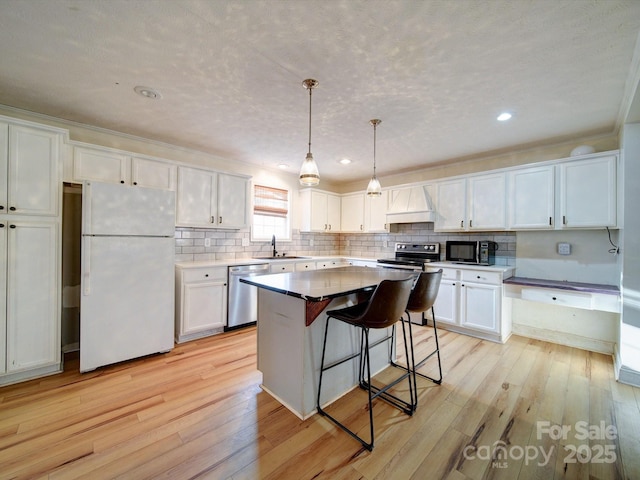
[0,0,639,185]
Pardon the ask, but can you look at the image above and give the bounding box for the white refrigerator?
[80,181,176,372]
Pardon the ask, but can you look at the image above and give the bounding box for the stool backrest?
[358,277,414,329]
[406,269,443,313]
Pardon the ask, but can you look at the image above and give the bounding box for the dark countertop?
[504,276,619,295]
[240,266,417,302]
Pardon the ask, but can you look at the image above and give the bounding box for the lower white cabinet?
[427,265,512,343]
[0,219,61,385]
[270,262,295,273]
[175,265,227,343]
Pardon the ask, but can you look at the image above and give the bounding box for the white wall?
[515,230,620,285]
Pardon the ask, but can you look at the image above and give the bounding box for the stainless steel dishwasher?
[226,263,270,330]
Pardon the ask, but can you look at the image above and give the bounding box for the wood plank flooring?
[0,325,638,479]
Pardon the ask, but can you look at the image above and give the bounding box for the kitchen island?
[241,266,417,419]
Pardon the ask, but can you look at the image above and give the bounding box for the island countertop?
[240,265,417,302]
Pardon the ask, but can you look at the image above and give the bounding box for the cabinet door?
[309,191,329,232]
[460,282,500,332]
[217,173,249,229]
[6,220,59,372]
[73,146,129,185]
[131,156,177,191]
[365,190,389,232]
[560,156,617,228]
[270,262,295,273]
[341,193,364,232]
[432,280,458,325]
[8,125,61,216]
[183,280,227,333]
[0,123,7,214]
[0,226,5,374]
[435,179,466,231]
[326,193,341,231]
[508,165,554,229]
[176,166,217,227]
[468,173,506,230]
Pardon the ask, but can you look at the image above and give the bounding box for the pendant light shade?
[299,79,320,186]
[366,119,382,196]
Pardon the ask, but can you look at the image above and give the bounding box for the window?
[252,184,291,240]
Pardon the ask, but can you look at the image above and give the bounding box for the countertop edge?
[504,276,619,295]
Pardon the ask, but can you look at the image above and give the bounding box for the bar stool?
[392,269,443,399]
[316,277,415,451]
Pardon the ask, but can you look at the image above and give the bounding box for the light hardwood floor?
[0,325,638,479]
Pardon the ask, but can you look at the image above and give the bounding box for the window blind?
[254,185,288,218]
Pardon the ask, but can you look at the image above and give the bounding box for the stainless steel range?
[376,242,441,271]
[377,242,441,325]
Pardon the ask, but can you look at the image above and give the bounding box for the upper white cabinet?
[365,190,390,233]
[559,155,617,228]
[300,189,341,232]
[1,123,61,217]
[508,165,555,229]
[73,145,177,191]
[435,173,506,232]
[435,179,466,231]
[341,193,365,233]
[176,166,249,229]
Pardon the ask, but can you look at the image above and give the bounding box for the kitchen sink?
[252,256,311,260]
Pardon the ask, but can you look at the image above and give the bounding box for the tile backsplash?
[175,222,516,266]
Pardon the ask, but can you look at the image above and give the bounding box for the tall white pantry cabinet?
[0,118,64,386]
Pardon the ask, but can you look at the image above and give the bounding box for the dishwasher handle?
[229,264,270,275]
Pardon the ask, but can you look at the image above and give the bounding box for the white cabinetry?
[300,189,341,232]
[2,123,61,217]
[427,265,511,343]
[364,190,390,232]
[435,174,506,232]
[73,145,177,191]
[175,265,227,343]
[340,193,365,232]
[508,165,555,229]
[176,166,249,229]
[559,155,617,228]
[0,118,63,385]
[270,262,295,273]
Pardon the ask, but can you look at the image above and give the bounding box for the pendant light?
[299,79,320,186]
[366,119,382,196]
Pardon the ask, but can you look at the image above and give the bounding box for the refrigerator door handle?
[83,236,91,296]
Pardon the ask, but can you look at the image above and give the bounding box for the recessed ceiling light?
[278,163,289,169]
[134,86,162,99]
[339,158,352,165]
[497,112,512,121]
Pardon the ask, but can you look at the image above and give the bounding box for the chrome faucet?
[271,235,277,257]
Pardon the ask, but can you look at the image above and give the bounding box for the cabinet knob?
[552,296,557,301]
[9,225,16,229]
[120,180,125,184]
[133,182,137,185]
[0,224,4,228]
[205,274,209,277]
[9,207,16,211]
[0,206,4,210]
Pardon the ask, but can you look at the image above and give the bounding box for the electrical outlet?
[204,237,211,247]
[557,242,571,255]
[309,238,314,247]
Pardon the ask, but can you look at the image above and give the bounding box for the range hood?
[386,185,436,224]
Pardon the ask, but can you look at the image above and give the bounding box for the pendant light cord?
[308,86,312,155]
[373,121,377,176]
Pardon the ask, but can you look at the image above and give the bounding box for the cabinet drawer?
[439,268,458,280]
[462,270,502,285]
[182,267,226,283]
[270,263,295,273]
[521,287,593,309]
[295,261,316,271]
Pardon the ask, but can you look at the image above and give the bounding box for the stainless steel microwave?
[445,240,497,265]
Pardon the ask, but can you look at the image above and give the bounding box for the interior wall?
[515,229,620,285]
[61,185,82,351]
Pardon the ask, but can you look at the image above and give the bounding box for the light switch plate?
[241,237,249,247]
[558,242,571,255]
[204,237,211,247]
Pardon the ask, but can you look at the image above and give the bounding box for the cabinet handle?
[219,216,222,224]
[563,215,566,225]
[460,220,464,228]
[9,225,16,229]
[384,223,387,230]
[328,224,332,230]
[470,219,473,228]
[211,216,215,223]
[324,224,327,230]
[360,224,363,231]
[9,207,16,211]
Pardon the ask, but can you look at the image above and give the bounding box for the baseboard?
[511,324,614,354]
[617,364,640,388]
